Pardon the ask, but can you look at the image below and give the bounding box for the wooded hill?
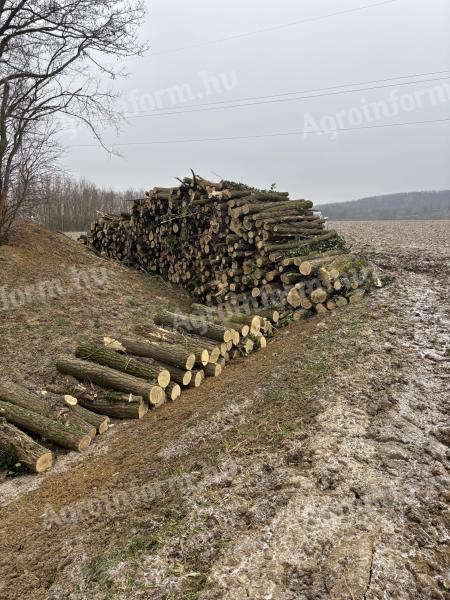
[317,190,450,221]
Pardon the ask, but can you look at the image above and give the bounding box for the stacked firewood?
[82,173,376,314]
[0,308,276,474]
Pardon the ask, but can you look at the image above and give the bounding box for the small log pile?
[82,172,377,314]
[0,308,276,474]
[0,380,110,473]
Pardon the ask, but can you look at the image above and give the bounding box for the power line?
[149,0,401,57]
[125,74,450,119]
[125,69,450,116]
[71,117,450,148]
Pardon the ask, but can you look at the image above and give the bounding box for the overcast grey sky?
[61,0,450,203]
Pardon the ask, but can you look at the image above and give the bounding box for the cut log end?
[138,400,149,419]
[256,335,267,349]
[0,418,54,473]
[200,349,210,366]
[36,452,54,473]
[149,386,166,407]
[182,371,192,386]
[157,369,171,388]
[78,434,93,452]
[63,395,78,406]
[223,329,234,343]
[204,363,222,377]
[186,353,196,370]
[168,383,182,401]
[97,419,110,434]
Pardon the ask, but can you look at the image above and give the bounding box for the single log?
[75,343,171,388]
[310,288,328,304]
[64,398,110,434]
[104,336,196,371]
[132,357,192,386]
[250,333,267,349]
[334,295,349,308]
[250,308,280,323]
[204,363,223,377]
[0,400,92,451]
[281,271,303,285]
[236,338,254,354]
[75,392,148,419]
[40,392,96,439]
[326,299,337,311]
[187,369,205,388]
[314,303,328,314]
[287,287,303,309]
[0,418,53,473]
[178,332,224,362]
[56,357,165,407]
[347,289,365,303]
[0,381,95,438]
[265,230,338,252]
[218,313,261,334]
[292,309,309,321]
[230,329,240,346]
[155,310,233,343]
[166,382,182,401]
[218,320,249,337]
[135,324,211,366]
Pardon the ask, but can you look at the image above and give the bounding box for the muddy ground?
[0,220,448,599]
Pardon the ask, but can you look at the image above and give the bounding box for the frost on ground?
[0,221,448,600]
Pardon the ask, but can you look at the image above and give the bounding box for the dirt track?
[0,221,449,599]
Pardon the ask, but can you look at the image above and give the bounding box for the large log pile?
[81,173,377,314]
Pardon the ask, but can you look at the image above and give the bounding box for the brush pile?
[81,172,376,315]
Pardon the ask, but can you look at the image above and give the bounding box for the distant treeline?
[317,190,450,221]
[34,177,144,232]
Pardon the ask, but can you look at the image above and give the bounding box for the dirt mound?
[0,220,191,387]
[0,221,96,285]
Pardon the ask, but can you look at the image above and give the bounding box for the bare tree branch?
[0,0,147,242]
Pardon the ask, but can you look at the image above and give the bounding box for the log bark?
[137,325,210,367]
[74,343,171,388]
[166,382,182,401]
[56,357,165,407]
[0,381,95,438]
[0,418,53,473]
[0,401,92,451]
[64,399,110,434]
[75,393,148,419]
[187,369,205,388]
[204,363,223,377]
[146,360,193,386]
[104,336,196,371]
[155,310,233,343]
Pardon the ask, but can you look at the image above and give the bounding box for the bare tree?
[0,0,147,242]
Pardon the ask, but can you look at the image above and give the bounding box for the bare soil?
[0,220,448,600]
